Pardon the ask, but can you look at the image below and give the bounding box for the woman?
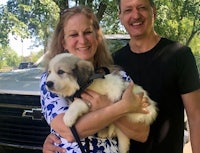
[40,5,149,153]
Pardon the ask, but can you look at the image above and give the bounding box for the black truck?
[0,68,49,153]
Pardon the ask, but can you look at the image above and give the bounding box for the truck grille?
[0,94,50,150]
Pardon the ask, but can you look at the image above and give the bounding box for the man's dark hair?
[117,0,155,12]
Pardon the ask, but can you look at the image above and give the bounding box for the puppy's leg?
[98,128,109,138]
[98,124,116,138]
[63,99,89,127]
[116,128,130,153]
[108,124,117,138]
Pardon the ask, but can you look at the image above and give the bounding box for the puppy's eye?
[57,70,65,75]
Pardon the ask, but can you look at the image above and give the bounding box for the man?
[112,0,200,153]
[43,0,200,153]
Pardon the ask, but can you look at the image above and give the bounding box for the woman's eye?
[70,33,78,37]
[57,70,65,75]
[84,31,93,35]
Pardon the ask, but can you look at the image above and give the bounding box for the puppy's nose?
[46,81,54,88]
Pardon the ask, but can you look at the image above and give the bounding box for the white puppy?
[46,53,158,153]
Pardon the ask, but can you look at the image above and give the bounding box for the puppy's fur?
[46,53,158,153]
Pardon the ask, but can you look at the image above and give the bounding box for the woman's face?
[63,13,98,63]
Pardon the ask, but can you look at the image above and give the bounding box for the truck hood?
[0,68,44,95]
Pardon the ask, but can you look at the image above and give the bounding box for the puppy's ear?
[73,60,94,86]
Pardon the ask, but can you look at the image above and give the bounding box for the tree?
[0,46,20,69]
[154,0,200,46]
[0,47,7,69]
[5,48,20,67]
[1,0,59,52]
[0,5,10,46]
[0,0,199,52]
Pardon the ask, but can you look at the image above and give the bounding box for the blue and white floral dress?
[40,71,131,153]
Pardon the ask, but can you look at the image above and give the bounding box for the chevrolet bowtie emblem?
[22,108,44,120]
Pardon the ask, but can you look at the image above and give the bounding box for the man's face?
[119,0,156,39]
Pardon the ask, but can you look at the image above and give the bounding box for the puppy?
[46,53,158,153]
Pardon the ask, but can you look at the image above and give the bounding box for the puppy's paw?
[98,128,109,138]
[107,124,117,138]
[63,100,90,127]
[63,111,76,127]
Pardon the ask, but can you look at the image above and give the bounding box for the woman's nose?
[78,35,87,44]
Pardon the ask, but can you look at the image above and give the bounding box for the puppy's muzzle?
[46,81,54,89]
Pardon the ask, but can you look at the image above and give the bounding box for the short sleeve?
[176,47,200,94]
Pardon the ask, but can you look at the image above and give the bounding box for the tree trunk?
[96,1,107,21]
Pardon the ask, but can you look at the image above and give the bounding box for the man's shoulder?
[112,44,129,57]
[160,38,188,49]
[159,38,191,55]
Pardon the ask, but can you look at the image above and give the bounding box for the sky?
[8,34,42,57]
[0,1,6,5]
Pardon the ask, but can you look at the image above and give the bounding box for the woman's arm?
[51,82,150,142]
[43,83,150,153]
[81,82,150,142]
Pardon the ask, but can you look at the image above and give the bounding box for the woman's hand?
[121,82,149,114]
[81,89,112,111]
[81,82,149,114]
[43,133,66,153]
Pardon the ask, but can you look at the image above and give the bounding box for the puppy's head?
[46,53,94,97]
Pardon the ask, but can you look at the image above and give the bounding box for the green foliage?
[0,0,199,68]
[189,35,200,53]
[0,46,20,69]
[0,5,10,45]
[0,47,6,69]
[6,50,20,67]
[25,49,44,63]
[1,0,59,50]
[154,0,200,46]
[99,0,123,34]
[194,53,200,74]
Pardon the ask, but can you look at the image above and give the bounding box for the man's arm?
[182,89,200,153]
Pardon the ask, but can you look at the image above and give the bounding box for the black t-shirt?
[112,38,200,153]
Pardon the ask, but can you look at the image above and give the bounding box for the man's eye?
[138,6,147,11]
[125,9,131,12]
[57,70,65,75]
